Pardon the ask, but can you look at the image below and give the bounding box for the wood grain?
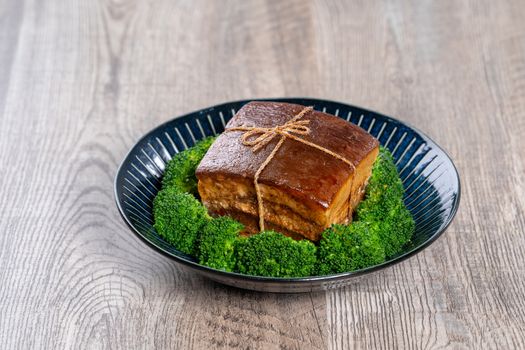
[0,0,524,349]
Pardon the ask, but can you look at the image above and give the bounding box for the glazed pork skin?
[196,101,379,241]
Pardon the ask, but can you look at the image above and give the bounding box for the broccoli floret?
[366,203,415,257]
[317,223,385,275]
[357,146,404,219]
[316,147,415,274]
[162,136,216,195]
[153,186,209,256]
[236,231,317,277]
[355,146,415,258]
[198,216,244,271]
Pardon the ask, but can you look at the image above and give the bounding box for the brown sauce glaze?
[196,101,379,211]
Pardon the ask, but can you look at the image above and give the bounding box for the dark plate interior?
[114,98,460,293]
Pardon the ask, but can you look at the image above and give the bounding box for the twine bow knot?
[225,106,355,232]
[236,116,311,152]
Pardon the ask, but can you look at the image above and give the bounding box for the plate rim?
[113,97,461,283]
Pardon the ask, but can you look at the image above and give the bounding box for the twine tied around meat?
[226,106,356,232]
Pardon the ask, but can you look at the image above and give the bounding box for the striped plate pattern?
[114,98,460,293]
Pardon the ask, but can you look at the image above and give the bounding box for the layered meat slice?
[196,101,379,241]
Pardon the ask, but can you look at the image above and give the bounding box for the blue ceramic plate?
[114,98,460,293]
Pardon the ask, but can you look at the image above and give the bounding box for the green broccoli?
[236,231,317,277]
[153,186,210,256]
[198,216,244,271]
[356,146,404,219]
[152,138,414,276]
[162,136,216,195]
[365,203,415,258]
[317,222,385,275]
[355,146,415,258]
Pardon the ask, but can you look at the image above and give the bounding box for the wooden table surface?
[1,0,525,349]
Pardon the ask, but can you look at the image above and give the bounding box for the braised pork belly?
[196,101,379,241]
